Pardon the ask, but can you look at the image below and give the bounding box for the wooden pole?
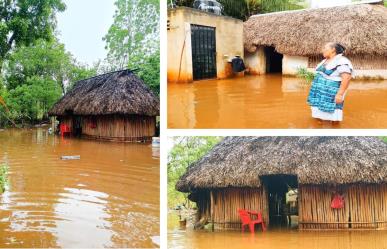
[210,190,214,231]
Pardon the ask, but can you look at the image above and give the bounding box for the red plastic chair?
[60,124,71,137]
[238,209,266,233]
[331,194,344,209]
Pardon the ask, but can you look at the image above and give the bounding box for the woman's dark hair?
[333,43,346,54]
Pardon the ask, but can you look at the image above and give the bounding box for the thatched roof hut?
[244,3,387,56]
[177,137,387,191]
[243,3,387,77]
[49,69,159,142]
[177,137,387,230]
[49,69,159,117]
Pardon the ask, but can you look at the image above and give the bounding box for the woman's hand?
[335,94,344,104]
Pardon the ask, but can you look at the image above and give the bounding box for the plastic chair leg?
[249,223,255,233]
[261,222,266,231]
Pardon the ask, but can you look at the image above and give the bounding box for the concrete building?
[167,7,244,83]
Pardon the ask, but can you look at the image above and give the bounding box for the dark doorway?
[261,174,298,228]
[264,46,283,73]
[72,116,82,137]
[191,24,217,80]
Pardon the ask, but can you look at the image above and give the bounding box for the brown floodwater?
[168,213,387,249]
[168,74,387,128]
[0,128,159,248]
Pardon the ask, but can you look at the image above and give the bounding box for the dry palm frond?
[177,137,387,192]
[244,4,387,56]
[49,69,159,116]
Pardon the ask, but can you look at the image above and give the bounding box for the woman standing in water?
[307,42,354,122]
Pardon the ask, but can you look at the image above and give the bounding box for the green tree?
[103,0,159,68]
[103,0,160,94]
[3,39,95,94]
[65,63,98,92]
[0,39,96,126]
[171,0,307,20]
[257,0,307,13]
[0,0,66,72]
[4,76,61,124]
[168,136,222,208]
[129,49,160,95]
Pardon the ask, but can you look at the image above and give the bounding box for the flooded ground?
[168,214,387,249]
[168,74,387,128]
[0,128,159,248]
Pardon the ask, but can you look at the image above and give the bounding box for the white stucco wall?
[282,55,309,75]
[167,7,244,83]
[244,47,266,75]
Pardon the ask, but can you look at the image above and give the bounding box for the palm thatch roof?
[49,69,159,116]
[244,3,387,56]
[177,137,387,192]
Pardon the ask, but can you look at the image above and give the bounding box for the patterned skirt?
[307,74,343,113]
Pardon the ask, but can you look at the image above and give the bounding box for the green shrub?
[0,164,9,193]
[296,67,315,84]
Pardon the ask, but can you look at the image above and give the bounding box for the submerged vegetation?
[168,137,221,207]
[0,164,9,193]
[296,67,315,84]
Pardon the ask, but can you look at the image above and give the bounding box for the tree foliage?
[171,0,307,20]
[0,0,66,71]
[103,0,160,94]
[129,48,160,95]
[103,0,159,67]
[0,39,96,126]
[3,39,95,94]
[168,136,222,208]
[3,76,61,123]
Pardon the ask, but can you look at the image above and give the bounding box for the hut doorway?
[264,46,283,73]
[261,174,298,228]
[72,116,83,137]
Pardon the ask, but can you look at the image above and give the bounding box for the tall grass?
[0,164,9,193]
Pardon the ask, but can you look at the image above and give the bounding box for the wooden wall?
[299,184,387,230]
[59,117,72,131]
[58,114,156,142]
[195,184,387,231]
[197,187,269,230]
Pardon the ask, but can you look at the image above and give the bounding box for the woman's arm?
[335,73,351,104]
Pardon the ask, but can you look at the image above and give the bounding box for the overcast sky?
[56,0,116,66]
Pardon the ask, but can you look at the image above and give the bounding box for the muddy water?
[0,128,159,248]
[168,74,387,128]
[168,215,387,249]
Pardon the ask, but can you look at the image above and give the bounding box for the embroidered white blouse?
[315,54,354,81]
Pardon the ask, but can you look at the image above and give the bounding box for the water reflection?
[168,214,387,249]
[0,128,159,248]
[168,75,387,128]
